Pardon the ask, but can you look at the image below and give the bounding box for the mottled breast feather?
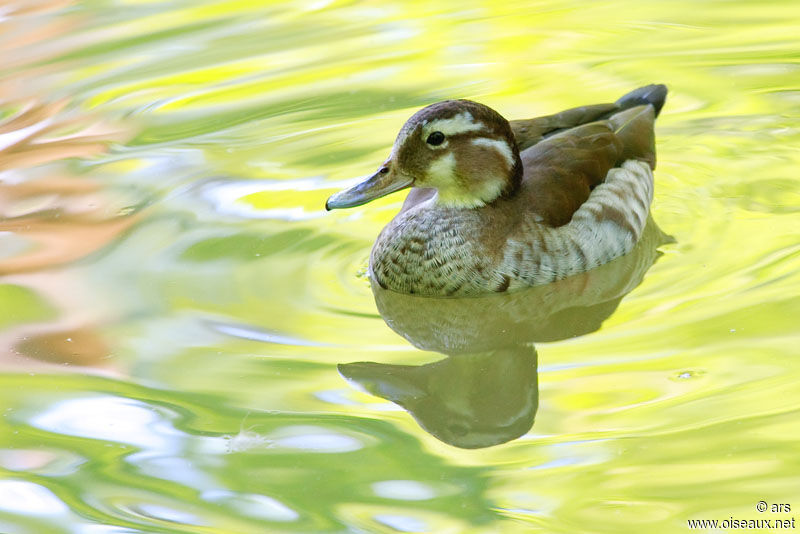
[370,159,654,296]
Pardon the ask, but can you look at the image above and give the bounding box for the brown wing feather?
[518,122,622,226]
[510,84,666,152]
[518,102,658,227]
[608,104,657,169]
[510,103,617,151]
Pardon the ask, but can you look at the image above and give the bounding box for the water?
[1,1,799,532]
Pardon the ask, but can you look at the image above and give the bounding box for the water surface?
[1,1,799,532]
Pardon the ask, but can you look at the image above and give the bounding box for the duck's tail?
[606,85,667,169]
[615,84,668,118]
[511,84,668,151]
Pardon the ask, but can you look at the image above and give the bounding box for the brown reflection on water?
[341,218,672,448]
[0,0,80,71]
[0,100,127,171]
[0,2,136,372]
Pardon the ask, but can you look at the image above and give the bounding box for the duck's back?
[518,103,656,227]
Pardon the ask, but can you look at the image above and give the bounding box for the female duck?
[326,85,667,296]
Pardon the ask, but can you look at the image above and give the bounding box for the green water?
[1,1,799,532]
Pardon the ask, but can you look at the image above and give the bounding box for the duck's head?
[326,100,523,210]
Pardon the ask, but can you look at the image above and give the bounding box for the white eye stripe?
[423,112,484,138]
[471,137,515,168]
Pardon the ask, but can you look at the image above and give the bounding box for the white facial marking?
[427,152,505,209]
[423,112,483,139]
[471,137,514,168]
[426,152,456,187]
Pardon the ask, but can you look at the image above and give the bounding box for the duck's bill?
[325,169,413,210]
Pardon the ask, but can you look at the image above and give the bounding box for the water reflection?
[0,9,136,372]
[341,218,671,448]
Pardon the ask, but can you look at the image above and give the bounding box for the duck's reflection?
[341,348,539,449]
[339,218,671,448]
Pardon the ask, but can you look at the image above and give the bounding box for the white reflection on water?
[127,452,218,488]
[0,448,56,471]
[133,503,203,526]
[374,513,429,532]
[75,525,142,534]
[372,480,437,501]
[313,388,361,405]
[211,321,329,347]
[30,396,181,451]
[0,118,53,151]
[273,425,364,452]
[202,489,300,522]
[0,479,68,516]
[199,177,329,221]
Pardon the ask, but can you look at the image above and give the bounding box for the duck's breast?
[370,203,508,295]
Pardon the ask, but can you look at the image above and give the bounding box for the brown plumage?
[326,84,667,296]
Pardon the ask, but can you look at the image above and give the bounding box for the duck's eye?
[426,131,445,146]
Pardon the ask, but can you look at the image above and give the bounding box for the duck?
[326,84,667,296]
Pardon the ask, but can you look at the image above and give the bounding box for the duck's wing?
[518,99,660,227]
[510,84,667,151]
[510,103,617,151]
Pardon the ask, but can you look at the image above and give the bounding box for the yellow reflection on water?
[0,0,799,533]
